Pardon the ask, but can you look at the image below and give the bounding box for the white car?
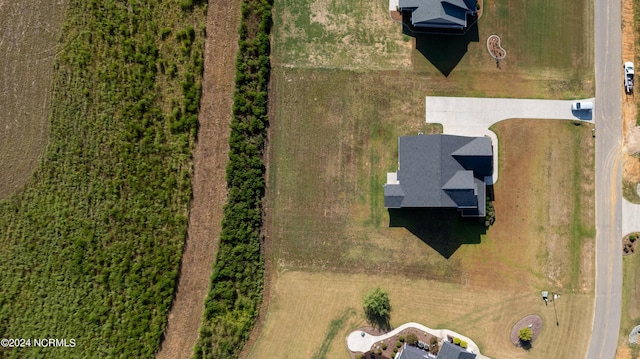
[625,62,634,93]
[572,101,593,111]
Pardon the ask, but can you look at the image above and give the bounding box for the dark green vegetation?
[0,0,206,358]
[193,0,272,358]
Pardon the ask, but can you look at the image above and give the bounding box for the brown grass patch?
[0,0,67,199]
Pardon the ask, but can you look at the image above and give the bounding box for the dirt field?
[245,271,593,359]
[155,1,241,358]
[0,0,67,199]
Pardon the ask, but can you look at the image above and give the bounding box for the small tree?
[363,287,391,325]
[519,327,533,342]
[406,333,418,346]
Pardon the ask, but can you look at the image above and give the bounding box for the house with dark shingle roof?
[398,0,478,33]
[396,343,433,359]
[437,341,477,359]
[384,134,492,217]
[396,341,477,359]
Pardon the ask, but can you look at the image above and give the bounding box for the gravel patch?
[510,315,543,346]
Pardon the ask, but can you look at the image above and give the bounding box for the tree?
[518,327,533,342]
[363,287,391,324]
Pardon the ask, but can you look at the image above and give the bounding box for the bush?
[396,341,402,348]
[406,333,418,346]
[393,348,398,353]
[453,337,461,345]
[519,327,533,342]
[377,349,383,355]
[485,198,496,227]
[460,340,468,348]
[399,336,405,342]
[381,343,388,350]
[630,234,637,242]
[356,354,364,359]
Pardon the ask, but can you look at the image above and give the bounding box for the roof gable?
[451,137,492,157]
[441,170,474,190]
[398,344,429,359]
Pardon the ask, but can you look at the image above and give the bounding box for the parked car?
[625,62,635,93]
[572,101,593,111]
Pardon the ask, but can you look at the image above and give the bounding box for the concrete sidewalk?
[425,96,595,183]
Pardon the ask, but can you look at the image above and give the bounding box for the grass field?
[0,0,67,199]
[260,72,596,355]
[256,0,596,357]
[247,272,594,359]
[267,66,595,290]
[273,0,593,98]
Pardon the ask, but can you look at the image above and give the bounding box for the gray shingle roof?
[384,134,492,216]
[398,0,476,28]
[397,344,430,359]
[437,341,476,359]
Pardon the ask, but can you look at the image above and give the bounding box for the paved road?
[586,0,623,355]
[425,96,594,183]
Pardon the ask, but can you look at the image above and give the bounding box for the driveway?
[623,199,640,236]
[425,96,595,183]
